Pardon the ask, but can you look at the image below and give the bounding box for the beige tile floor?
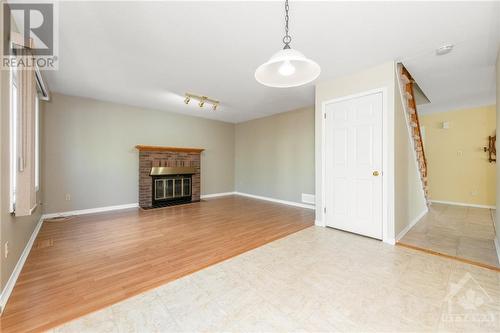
[400,204,499,268]
[49,226,500,332]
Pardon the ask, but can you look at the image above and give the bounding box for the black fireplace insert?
[150,167,194,207]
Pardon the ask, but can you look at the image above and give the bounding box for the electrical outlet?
[65,193,71,201]
[457,150,463,157]
[4,241,9,258]
[471,191,478,196]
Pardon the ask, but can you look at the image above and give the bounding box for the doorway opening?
[396,65,499,269]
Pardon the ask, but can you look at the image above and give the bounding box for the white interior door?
[324,91,383,239]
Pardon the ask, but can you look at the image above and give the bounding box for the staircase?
[397,63,429,204]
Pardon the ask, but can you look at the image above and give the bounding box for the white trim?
[385,238,396,245]
[43,203,139,220]
[320,87,393,244]
[42,192,314,220]
[235,192,315,210]
[0,215,44,313]
[396,207,428,241]
[429,200,495,210]
[200,192,236,199]
[494,238,500,265]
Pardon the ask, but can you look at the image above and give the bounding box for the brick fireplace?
[136,145,204,209]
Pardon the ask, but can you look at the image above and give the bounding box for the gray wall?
[234,107,315,204]
[0,1,43,292]
[42,93,235,214]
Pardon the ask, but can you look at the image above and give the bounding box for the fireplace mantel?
[135,145,205,153]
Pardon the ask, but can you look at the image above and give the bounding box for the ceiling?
[39,1,500,123]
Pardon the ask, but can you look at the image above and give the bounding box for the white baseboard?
[396,207,429,241]
[43,203,139,220]
[43,192,315,220]
[200,192,236,199]
[494,238,500,265]
[234,192,315,210]
[385,238,396,245]
[314,219,325,227]
[430,200,495,209]
[0,215,44,313]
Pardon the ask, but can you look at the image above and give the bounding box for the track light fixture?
[184,93,219,111]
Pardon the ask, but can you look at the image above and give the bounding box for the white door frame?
[320,87,393,244]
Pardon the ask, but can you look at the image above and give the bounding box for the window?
[35,94,40,191]
[9,66,18,212]
[8,42,40,216]
[9,65,41,213]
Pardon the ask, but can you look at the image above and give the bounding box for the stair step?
[404,92,413,100]
[401,74,411,85]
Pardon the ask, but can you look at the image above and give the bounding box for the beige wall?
[42,93,235,214]
[0,2,43,293]
[235,107,315,203]
[421,105,496,207]
[315,62,395,239]
[1,0,3,291]
[496,49,500,243]
[315,62,427,240]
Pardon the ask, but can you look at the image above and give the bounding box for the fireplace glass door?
[155,176,191,201]
[155,179,165,200]
[182,178,191,196]
[165,179,174,198]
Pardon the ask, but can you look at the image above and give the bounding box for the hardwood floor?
[0,195,314,333]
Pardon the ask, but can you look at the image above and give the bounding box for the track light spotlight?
[212,103,218,111]
[199,97,207,108]
[184,96,190,104]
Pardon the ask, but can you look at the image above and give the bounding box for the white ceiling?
[41,1,500,122]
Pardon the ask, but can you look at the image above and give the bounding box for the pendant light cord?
[283,0,292,49]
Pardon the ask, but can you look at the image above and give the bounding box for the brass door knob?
[373,171,380,176]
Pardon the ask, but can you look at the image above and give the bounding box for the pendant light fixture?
[255,0,320,88]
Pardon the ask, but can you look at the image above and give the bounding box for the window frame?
[35,94,40,192]
[9,65,18,213]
